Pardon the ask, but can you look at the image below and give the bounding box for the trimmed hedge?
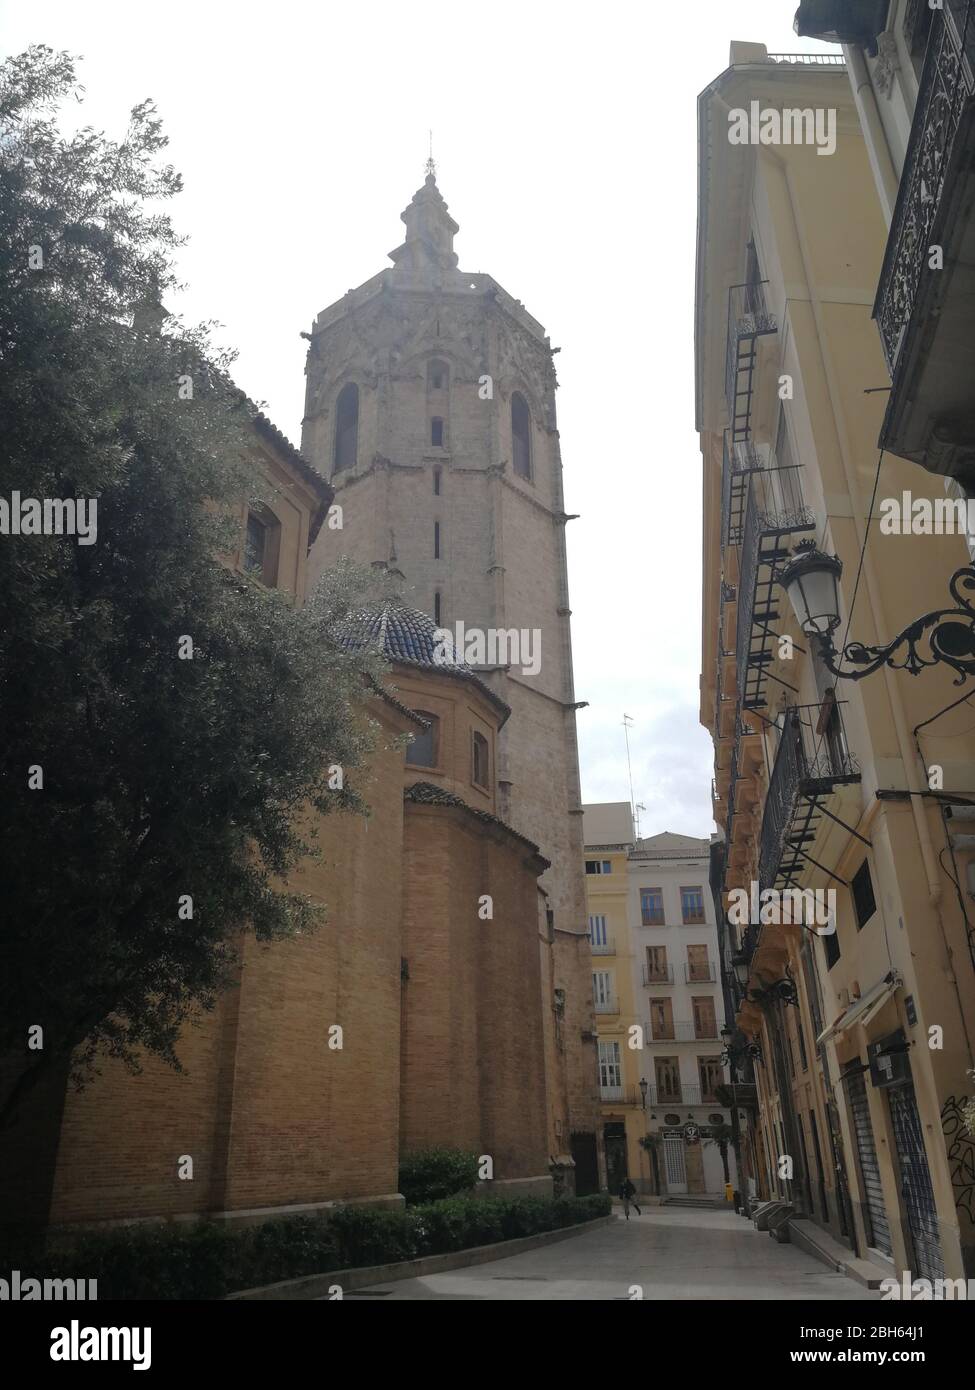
[33,1192,610,1300]
[398,1147,480,1205]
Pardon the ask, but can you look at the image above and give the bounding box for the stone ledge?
[788,1217,890,1287]
[226,1216,612,1300]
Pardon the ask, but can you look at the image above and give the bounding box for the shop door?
[887,1081,944,1283]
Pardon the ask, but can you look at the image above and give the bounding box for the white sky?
[4,1,837,838]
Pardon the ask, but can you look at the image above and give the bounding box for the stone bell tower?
[301,169,601,1187]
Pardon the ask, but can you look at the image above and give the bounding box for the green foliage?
[36,1193,611,1299]
[0,46,383,1125]
[398,1147,481,1205]
[704,1123,735,1148]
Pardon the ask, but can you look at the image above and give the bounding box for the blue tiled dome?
[339,598,510,723]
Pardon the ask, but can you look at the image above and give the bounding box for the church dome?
[339,597,510,724]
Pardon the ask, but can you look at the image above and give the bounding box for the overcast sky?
[4,1,836,838]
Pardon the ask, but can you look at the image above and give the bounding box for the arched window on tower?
[334,383,359,474]
[427,359,449,454]
[512,391,532,480]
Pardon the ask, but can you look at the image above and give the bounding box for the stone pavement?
[343,1205,881,1300]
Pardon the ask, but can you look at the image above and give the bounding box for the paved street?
[347,1206,880,1300]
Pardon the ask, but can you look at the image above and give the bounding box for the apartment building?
[584,805,737,1197]
[698,33,975,1282]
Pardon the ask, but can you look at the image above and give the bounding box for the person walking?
[618,1177,641,1219]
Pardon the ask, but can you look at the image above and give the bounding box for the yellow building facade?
[582,804,649,1195]
[698,41,975,1283]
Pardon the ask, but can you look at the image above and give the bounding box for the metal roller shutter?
[846,1070,893,1257]
[887,1081,944,1283]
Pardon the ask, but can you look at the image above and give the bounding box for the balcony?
[593,997,619,1015]
[874,2,975,488]
[721,434,769,547]
[684,963,717,984]
[599,1084,644,1106]
[647,1020,725,1043]
[642,964,674,986]
[646,1085,723,1109]
[735,467,815,711]
[759,706,860,893]
[725,281,777,443]
[589,938,616,956]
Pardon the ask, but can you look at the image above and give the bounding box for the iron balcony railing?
[593,997,619,1015]
[758,706,860,892]
[735,471,815,710]
[721,434,769,547]
[725,281,778,443]
[642,964,675,986]
[598,1083,644,1105]
[590,938,616,956]
[874,2,975,374]
[685,962,717,984]
[648,1020,725,1043]
[764,52,847,66]
[646,1084,723,1109]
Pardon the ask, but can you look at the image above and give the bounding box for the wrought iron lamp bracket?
[822,566,975,683]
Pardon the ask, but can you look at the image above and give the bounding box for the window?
[680,886,705,925]
[431,417,444,447]
[824,921,841,970]
[588,915,608,947]
[472,730,489,788]
[687,945,710,982]
[592,971,613,1007]
[650,998,674,1040]
[244,512,266,577]
[640,887,664,925]
[433,466,441,495]
[796,1016,809,1072]
[334,382,359,473]
[699,1057,723,1102]
[406,711,438,769]
[597,1040,622,1090]
[852,860,877,930]
[511,391,531,479]
[434,591,442,626]
[692,997,717,1039]
[243,507,280,586]
[586,860,612,875]
[434,521,441,558]
[655,1057,681,1101]
[646,945,668,982]
[428,359,448,393]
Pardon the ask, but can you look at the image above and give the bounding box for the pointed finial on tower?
[425,129,436,181]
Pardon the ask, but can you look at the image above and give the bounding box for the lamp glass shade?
[780,546,842,637]
[732,955,750,988]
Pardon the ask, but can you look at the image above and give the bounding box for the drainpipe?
[843,43,899,227]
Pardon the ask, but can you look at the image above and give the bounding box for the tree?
[638,1133,662,1195]
[704,1123,735,1185]
[0,47,382,1132]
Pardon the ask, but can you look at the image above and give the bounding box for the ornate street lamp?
[793,0,890,51]
[778,541,975,682]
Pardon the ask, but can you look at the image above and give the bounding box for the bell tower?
[301,172,601,1184]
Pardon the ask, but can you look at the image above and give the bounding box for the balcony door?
[693,996,717,1040]
[646,945,668,982]
[592,970,613,1008]
[687,944,710,983]
[650,997,674,1041]
[655,1056,681,1102]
